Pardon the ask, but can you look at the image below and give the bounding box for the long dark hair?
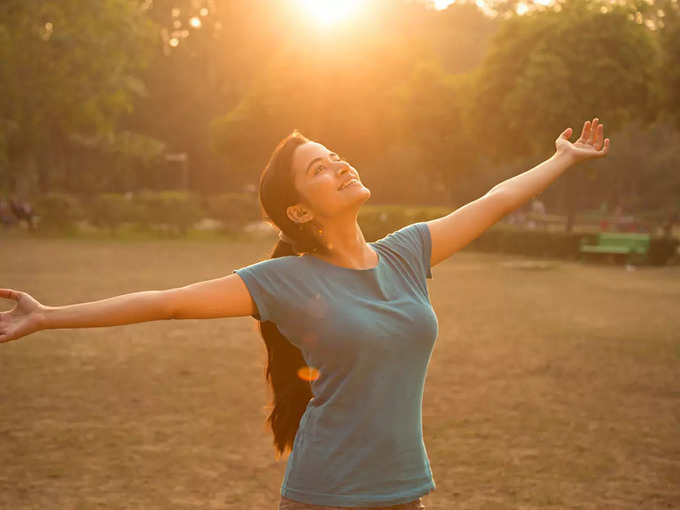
[257,129,331,458]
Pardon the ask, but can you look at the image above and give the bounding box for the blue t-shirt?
[233,221,438,507]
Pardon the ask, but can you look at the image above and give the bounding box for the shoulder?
[373,222,432,280]
[374,222,430,253]
[233,254,307,280]
[236,254,302,271]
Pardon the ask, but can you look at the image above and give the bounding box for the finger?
[593,138,610,157]
[588,117,599,144]
[560,127,572,139]
[602,138,610,154]
[0,289,20,302]
[595,124,604,150]
[578,120,590,143]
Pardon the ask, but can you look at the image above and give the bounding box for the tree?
[469,0,662,229]
[0,0,157,193]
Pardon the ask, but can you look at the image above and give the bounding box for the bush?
[468,227,678,266]
[359,204,450,241]
[647,237,680,266]
[468,227,584,259]
[87,193,141,234]
[33,192,85,231]
[202,192,261,232]
[135,190,205,236]
[360,206,678,266]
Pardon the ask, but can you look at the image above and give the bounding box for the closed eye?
[313,154,343,175]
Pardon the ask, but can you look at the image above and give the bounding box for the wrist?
[553,149,577,168]
[36,305,51,330]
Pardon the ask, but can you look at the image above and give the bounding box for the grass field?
[1,236,678,509]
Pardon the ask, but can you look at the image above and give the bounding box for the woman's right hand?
[0,289,46,344]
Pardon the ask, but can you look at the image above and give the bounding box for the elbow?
[156,289,178,321]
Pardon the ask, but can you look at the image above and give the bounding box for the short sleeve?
[233,260,280,322]
[375,221,433,280]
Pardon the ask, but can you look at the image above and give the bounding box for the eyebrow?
[306,152,338,174]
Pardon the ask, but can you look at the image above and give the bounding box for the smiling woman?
[296,0,366,27]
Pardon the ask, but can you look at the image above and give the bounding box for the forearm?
[489,151,575,212]
[40,290,173,330]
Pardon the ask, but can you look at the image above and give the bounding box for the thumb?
[560,127,572,139]
[0,289,21,302]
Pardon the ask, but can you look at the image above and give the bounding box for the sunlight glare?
[296,0,366,27]
[432,0,455,9]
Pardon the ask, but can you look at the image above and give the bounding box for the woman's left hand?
[555,117,610,165]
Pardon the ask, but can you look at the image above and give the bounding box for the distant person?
[0,196,16,228]
[9,196,36,231]
[663,207,677,239]
[530,198,547,229]
[0,117,611,509]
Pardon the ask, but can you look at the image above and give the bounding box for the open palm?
[555,117,611,164]
[0,289,45,344]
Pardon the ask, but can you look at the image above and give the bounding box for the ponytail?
[256,128,330,458]
[258,238,313,458]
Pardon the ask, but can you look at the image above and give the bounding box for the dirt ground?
[1,236,678,509]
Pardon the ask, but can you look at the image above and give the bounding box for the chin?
[338,186,371,212]
[356,187,371,205]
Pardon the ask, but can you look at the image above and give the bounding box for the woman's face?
[287,141,370,225]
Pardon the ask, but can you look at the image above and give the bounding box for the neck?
[308,211,376,269]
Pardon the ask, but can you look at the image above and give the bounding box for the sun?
[296,0,366,27]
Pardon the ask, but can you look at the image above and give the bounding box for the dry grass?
[1,237,678,509]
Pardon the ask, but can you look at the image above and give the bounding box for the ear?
[286,203,314,225]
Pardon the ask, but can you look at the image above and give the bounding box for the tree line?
[1,0,678,220]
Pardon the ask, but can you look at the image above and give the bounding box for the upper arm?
[425,190,511,268]
[165,273,257,320]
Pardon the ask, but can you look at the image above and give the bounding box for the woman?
[0,119,609,509]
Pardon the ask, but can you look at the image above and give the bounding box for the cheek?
[306,179,343,211]
[314,178,338,194]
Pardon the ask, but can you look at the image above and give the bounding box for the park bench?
[579,232,650,264]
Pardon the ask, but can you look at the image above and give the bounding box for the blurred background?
[2,3,680,508]
[1,0,679,256]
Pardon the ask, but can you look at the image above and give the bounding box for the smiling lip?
[338,178,360,190]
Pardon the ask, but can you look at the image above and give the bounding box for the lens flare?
[297,366,320,381]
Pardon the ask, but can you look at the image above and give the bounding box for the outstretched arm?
[427,117,610,268]
[0,288,174,344]
[488,117,609,211]
[0,272,257,344]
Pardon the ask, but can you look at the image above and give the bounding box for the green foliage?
[87,193,141,235]
[358,204,451,241]
[387,58,480,204]
[474,0,661,163]
[33,192,85,230]
[656,2,680,129]
[0,0,158,191]
[586,118,680,211]
[134,190,205,236]
[2,0,679,218]
[202,193,262,232]
[468,226,677,265]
